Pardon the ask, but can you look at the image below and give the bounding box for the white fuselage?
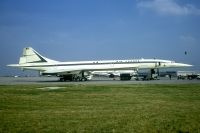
[15,59,190,75]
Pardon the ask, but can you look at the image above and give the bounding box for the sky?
[0,0,200,76]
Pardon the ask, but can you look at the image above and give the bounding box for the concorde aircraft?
[7,47,192,81]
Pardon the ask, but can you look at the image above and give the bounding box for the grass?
[0,84,200,133]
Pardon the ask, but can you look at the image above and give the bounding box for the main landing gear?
[59,71,88,82]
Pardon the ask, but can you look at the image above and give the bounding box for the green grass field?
[1,84,200,133]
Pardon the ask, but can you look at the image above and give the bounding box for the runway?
[0,76,200,85]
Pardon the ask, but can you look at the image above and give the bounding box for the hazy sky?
[1,0,200,76]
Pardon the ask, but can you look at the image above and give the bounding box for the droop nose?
[171,63,193,67]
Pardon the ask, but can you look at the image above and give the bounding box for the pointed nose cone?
[173,63,193,67]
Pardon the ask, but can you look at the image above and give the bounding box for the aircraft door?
[155,62,161,68]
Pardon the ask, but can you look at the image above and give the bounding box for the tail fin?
[19,47,57,64]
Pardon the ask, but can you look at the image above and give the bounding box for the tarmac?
[0,76,200,85]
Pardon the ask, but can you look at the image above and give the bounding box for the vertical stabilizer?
[19,47,57,64]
